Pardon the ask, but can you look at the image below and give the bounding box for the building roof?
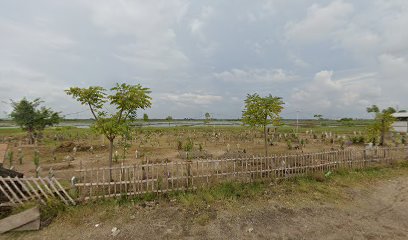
[393,112,408,118]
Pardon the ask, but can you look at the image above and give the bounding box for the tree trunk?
[264,125,268,156]
[109,138,114,181]
[28,129,35,144]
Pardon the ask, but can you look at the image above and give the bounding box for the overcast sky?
[0,0,407,119]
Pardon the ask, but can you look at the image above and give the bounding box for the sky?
[0,0,407,120]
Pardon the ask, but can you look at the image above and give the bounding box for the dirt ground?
[1,128,365,180]
[4,173,408,240]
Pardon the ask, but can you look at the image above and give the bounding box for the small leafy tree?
[242,93,284,156]
[339,118,354,127]
[10,98,61,144]
[165,116,173,126]
[366,105,396,146]
[204,112,211,125]
[314,114,323,126]
[66,83,152,178]
[143,113,149,122]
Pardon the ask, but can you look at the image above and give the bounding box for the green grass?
[173,181,265,209]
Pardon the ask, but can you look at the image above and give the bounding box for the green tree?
[143,113,149,122]
[204,112,211,125]
[242,94,284,156]
[66,83,152,177]
[10,98,61,144]
[165,116,173,126]
[367,105,396,146]
[313,114,324,126]
[338,118,354,127]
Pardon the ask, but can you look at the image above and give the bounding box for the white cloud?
[285,0,354,44]
[291,70,381,116]
[189,6,213,36]
[159,92,223,105]
[114,40,189,72]
[84,0,188,37]
[0,19,76,61]
[82,0,190,73]
[0,65,75,116]
[188,5,217,56]
[378,54,408,79]
[215,68,297,83]
[1,0,408,118]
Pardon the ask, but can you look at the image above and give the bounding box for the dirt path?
[4,176,408,240]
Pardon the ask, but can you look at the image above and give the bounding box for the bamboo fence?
[0,176,76,206]
[74,147,408,201]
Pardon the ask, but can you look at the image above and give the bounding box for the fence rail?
[74,147,408,201]
[0,177,76,206]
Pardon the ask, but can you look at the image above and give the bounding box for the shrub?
[287,140,293,150]
[183,139,194,152]
[7,150,14,167]
[177,140,183,150]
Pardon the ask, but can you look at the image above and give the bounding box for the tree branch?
[88,103,99,121]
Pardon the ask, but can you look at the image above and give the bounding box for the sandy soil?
[4,175,408,240]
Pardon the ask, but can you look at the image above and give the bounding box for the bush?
[40,198,67,225]
[183,139,194,152]
[350,136,365,144]
[287,140,293,150]
[177,140,183,150]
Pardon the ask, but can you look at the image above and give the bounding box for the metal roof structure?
[393,112,408,118]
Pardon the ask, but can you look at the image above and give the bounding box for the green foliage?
[33,150,40,167]
[66,83,152,140]
[242,93,284,155]
[165,116,173,126]
[286,139,292,150]
[183,138,194,152]
[66,83,152,168]
[118,128,132,161]
[204,112,211,124]
[350,136,365,144]
[176,181,265,209]
[242,94,284,127]
[314,114,323,120]
[6,150,13,167]
[10,98,61,143]
[40,198,67,222]
[338,118,354,126]
[366,105,396,146]
[143,113,149,122]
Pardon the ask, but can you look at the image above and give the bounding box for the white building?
[392,112,408,133]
